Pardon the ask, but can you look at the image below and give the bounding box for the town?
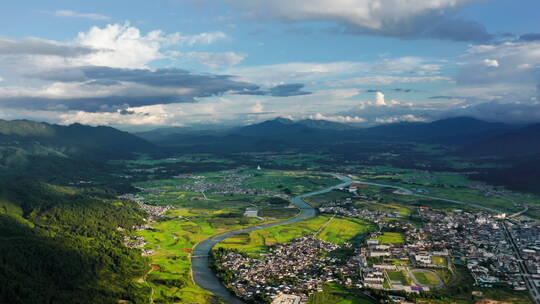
[214,200,540,304]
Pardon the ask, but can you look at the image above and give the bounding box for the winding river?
[191,174,354,304]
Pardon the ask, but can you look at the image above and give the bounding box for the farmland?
[216,215,376,253]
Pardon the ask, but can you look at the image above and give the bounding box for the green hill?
[0,180,151,304]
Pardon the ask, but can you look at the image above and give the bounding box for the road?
[501,221,540,304]
[190,174,354,304]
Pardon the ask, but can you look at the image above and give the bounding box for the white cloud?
[456,40,540,104]
[0,23,229,71]
[173,51,247,67]
[373,56,442,75]
[251,102,264,113]
[375,114,426,123]
[226,57,448,87]
[310,113,365,123]
[176,31,228,46]
[483,58,499,67]
[330,75,451,86]
[374,91,386,106]
[226,61,367,85]
[52,10,110,21]
[73,23,227,68]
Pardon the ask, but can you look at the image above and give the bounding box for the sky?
[1,0,540,130]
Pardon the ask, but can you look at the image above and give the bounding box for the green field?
[413,271,441,286]
[305,190,357,207]
[375,232,405,244]
[241,170,339,195]
[387,271,409,285]
[259,207,300,219]
[217,216,376,253]
[432,256,448,267]
[308,283,374,304]
[137,209,263,303]
[353,166,540,216]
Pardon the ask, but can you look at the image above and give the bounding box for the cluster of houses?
[119,193,173,219]
[217,237,344,302]
[420,209,540,290]
[175,174,274,196]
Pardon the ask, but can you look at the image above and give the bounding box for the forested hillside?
[0,181,151,304]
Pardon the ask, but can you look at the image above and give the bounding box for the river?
[190,174,354,304]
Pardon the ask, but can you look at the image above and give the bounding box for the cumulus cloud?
[374,91,386,106]
[71,23,227,69]
[251,102,264,113]
[227,0,490,41]
[335,91,445,124]
[51,10,110,21]
[483,58,499,67]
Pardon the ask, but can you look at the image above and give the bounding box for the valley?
[1,117,540,304]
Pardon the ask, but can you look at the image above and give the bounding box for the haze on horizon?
[1,0,540,130]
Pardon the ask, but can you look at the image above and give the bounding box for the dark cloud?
[425,17,491,42]
[339,13,491,42]
[3,66,259,112]
[31,66,257,92]
[0,38,97,57]
[519,33,540,42]
[238,83,311,97]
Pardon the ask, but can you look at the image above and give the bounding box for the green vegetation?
[387,271,409,285]
[308,283,375,304]
[305,189,356,207]
[375,232,405,244]
[413,271,441,286]
[217,216,376,253]
[357,167,540,215]
[241,170,339,196]
[137,207,263,303]
[0,180,150,304]
[259,207,300,219]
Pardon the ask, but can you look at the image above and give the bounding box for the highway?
[501,221,540,304]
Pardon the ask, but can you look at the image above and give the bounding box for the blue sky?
[1,0,540,129]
